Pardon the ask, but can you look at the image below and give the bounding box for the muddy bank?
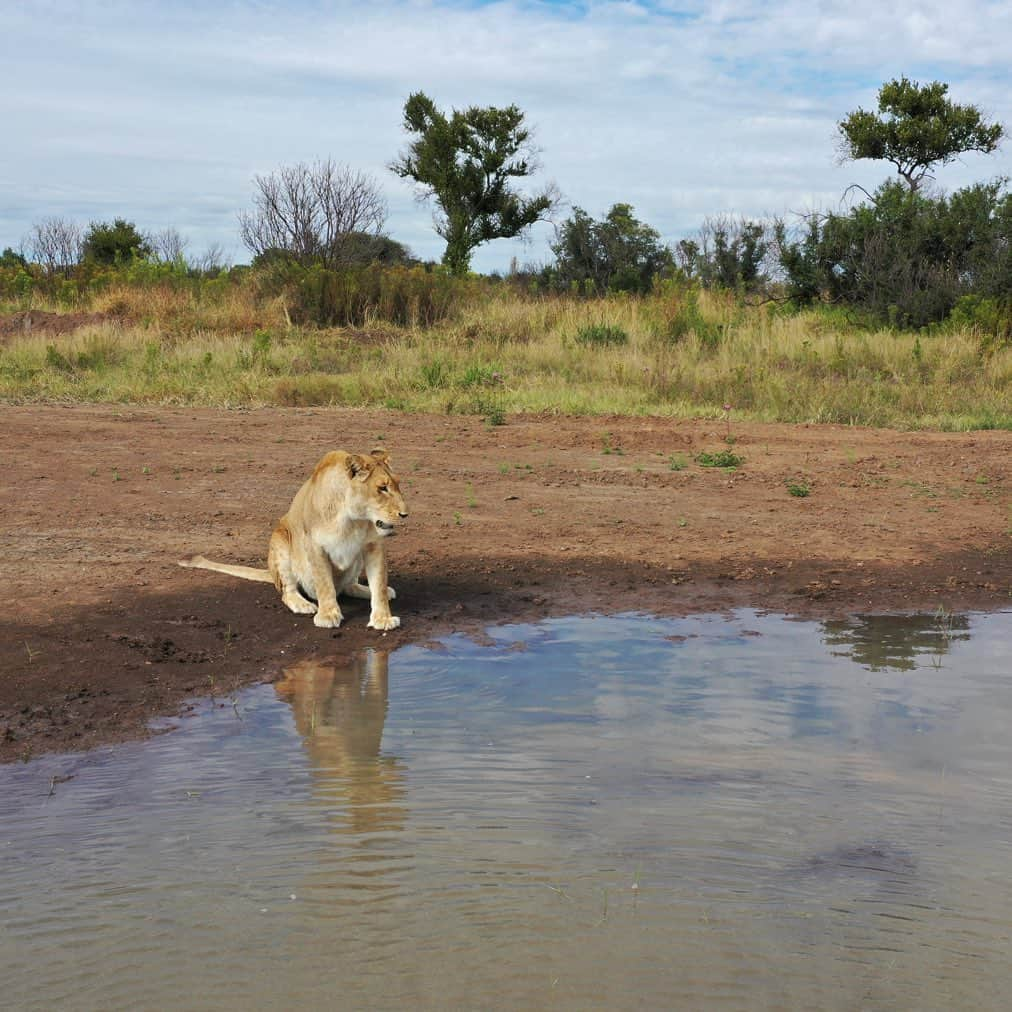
[1,403,1008,760]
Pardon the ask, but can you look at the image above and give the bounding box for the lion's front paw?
[368,614,401,631]
[314,606,343,629]
[283,594,317,615]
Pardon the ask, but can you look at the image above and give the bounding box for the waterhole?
[2,610,1010,1009]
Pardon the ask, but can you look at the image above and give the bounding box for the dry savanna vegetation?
[1,269,1009,431]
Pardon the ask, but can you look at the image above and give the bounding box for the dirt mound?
[0,310,121,342]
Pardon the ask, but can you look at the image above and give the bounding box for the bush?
[282,264,473,327]
[574,323,628,346]
[776,179,1012,327]
[947,295,1011,350]
[696,449,743,468]
[82,219,151,265]
[656,288,723,347]
[551,204,672,295]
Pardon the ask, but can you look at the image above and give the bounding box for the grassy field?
[1,278,1009,430]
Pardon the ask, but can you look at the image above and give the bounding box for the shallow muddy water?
[2,610,1011,1010]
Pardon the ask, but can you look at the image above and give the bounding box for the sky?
[3,0,1011,272]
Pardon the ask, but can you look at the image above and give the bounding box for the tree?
[774,178,1012,326]
[684,215,771,291]
[192,243,229,274]
[340,232,416,266]
[0,247,28,270]
[551,203,671,294]
[150,226,189,264]
[82,218,151,265]
[239,159,387,269]
[391,92,558,275]
[28,217,82,276]
[838,77,1005,192]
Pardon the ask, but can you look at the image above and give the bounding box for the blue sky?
[3,0,1010,271]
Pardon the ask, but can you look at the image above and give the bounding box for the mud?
[1,403,1008,761]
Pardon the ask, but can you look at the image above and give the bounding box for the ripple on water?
[2,609,1012,1010]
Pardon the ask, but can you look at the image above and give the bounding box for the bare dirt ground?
[2,403,1009,761]
[0,310,121,343]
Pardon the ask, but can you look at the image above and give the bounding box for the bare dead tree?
[192,242,229,274]
[150,226,189,264]
[28,217,83,277]
[238,160,388,268]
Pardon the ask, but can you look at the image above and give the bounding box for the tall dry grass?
[1,283,1008,429]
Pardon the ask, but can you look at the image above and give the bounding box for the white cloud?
[2,0,1010,269]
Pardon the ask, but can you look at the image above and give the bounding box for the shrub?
[575,323,628,346]
[947,295,1011,350]
[551,204,673,295]
[696,449,743,468]
[776,179,1012,327]
[658,288,723,347]
[283,264,473,327]
[82,219,151,265]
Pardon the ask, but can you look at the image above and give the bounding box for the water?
[2,610,1011,1010]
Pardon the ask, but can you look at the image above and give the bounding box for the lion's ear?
[346,453,370,479]
[369,448,389,463]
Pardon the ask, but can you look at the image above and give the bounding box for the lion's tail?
[178,554,274,584]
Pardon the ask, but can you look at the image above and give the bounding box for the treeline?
[531,180,1012,335]
[2,77,1009,338]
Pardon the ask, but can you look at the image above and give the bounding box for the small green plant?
[112,469,121,482]
[465,482,477,508]
[484,402,506,427]
[499,463,510,475]
[453,511,463,525]
[668,453,688,471]
[678,517,688,528]
[600,431,624,455]
[45,345,73,372]
[459,363,503,387]
[575,323,628,346]
[419,357,449,389]
[237,329,273,370]
[141,466,151,475]
[696,449,743,469]
[722,402,735,443]
[786,478,811,497]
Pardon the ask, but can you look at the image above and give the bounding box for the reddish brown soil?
[0,310,121,343]
[1,403,1009,762]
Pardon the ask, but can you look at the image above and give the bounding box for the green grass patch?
[696,449,744,469]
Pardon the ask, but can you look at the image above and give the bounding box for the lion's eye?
[378,485,389,493]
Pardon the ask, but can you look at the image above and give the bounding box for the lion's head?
[346,448,408,536]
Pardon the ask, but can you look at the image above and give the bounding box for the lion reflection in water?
[275,650,405,835]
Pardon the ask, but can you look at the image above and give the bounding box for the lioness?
[179,449,407,630]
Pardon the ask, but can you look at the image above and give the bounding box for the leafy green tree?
[686,216,770,291]
[82,218,151,265]
[551,203,671,294]
[0,247,28,269]
[340,232,416,267]
[391,92,558,275]
[838,77,1004,191]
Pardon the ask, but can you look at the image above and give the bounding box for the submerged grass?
[1,284,1009,429]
